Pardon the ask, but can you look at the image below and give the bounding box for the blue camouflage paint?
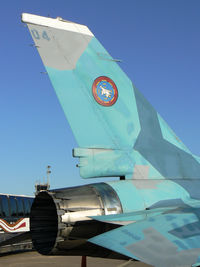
[106,179,191,212]
[46,36,200,181]
[46,37,141,151]
[24,14,200,266]
[89,209,200,267]
[157,114,191,154]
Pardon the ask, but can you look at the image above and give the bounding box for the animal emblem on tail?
[92,76,118,106]
[22,13,200,267]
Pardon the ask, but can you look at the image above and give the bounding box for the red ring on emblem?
[92,76,118,107]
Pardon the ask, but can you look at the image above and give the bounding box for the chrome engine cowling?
[30,183,122,256]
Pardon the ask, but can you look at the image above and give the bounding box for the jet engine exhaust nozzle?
[30,183,122,256]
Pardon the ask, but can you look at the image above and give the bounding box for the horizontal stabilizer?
[89,207,200,267]
[91,206,179,225]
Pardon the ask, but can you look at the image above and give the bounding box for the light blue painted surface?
[73,147,164,178]
[91,207,179,224]
[193,155,200,164]
[106,180,145,212]
[157,113,191,154]
[106,179,191,212]
[46,37,141,150]
[92,211,146,223]
[138,180,190,208]
[89,209,200,267]
[25,16,200,267]
[45,35,200,180]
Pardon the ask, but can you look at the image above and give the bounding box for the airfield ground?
[0,251,152,267]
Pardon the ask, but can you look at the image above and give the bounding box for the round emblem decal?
[92,76,118,106]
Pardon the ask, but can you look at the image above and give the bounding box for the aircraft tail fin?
[22,13,200,180]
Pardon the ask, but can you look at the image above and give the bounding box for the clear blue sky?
[0,0,200,195]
